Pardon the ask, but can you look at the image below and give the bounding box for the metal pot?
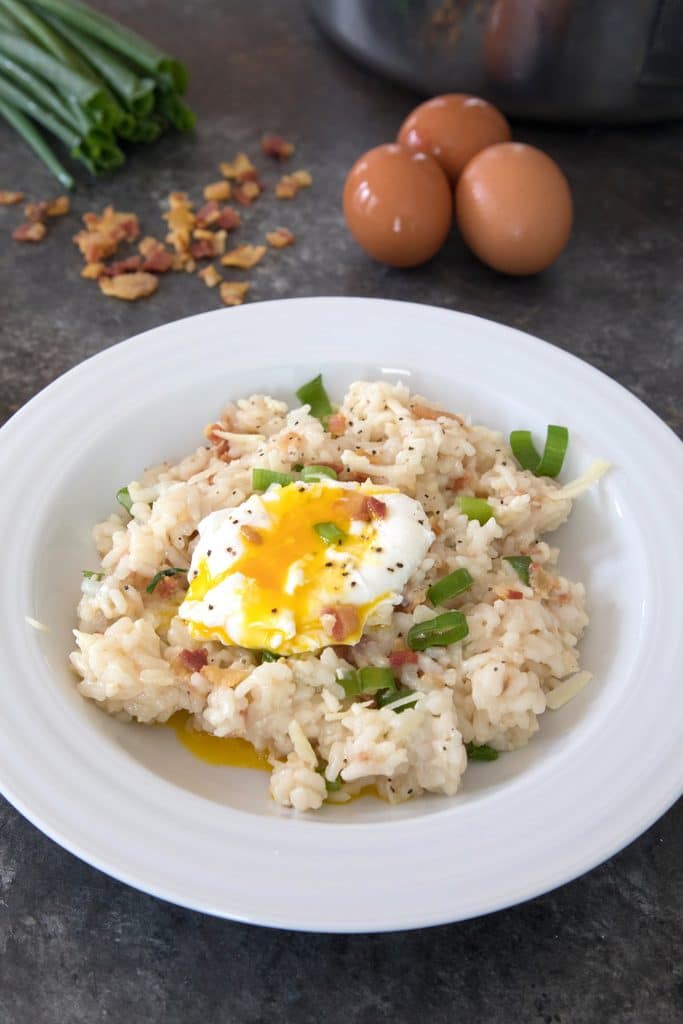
[309,0,683,123]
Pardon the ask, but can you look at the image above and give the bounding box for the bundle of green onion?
[0,0,194,188]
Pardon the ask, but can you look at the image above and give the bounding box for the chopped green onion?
[457,496,494,525]
[466,743,499,762]
[407,611,469,651]
[340,666,396,697]
[427,567,473,605]
[509,425,569,479]
[116,486,132,513]
[296,373,333,424]
[377,686,418,712]
[82,570,104,581]
[260,650,280,663]
[503,556,532,587]
[317,762,343,792]
[292,463,303,472]
[301,464,338,482]
[252,468,294,491]
[314,521,346,545]
[146,567,186,593]
[0,96,74,188]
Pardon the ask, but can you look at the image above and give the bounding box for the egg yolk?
[184,482,395,653]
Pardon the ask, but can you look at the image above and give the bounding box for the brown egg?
[343,143,452,268]
[455,142,573,275]
[397,94,511,182]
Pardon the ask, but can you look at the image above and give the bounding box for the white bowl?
[1,297,681,931]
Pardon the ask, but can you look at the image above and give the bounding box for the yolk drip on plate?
[179,479,432,656]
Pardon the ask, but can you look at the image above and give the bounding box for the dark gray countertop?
[1,2,681,1021]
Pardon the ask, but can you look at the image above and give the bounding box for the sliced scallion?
[82,570,104,581]
[427,567,473,605]
[457,496,494,524]
[116,486,132,513]
[316,762,342,792]
[466,742,499,762]
[509,425,569,479]
[260,650,280,663]
[314,521,346,545]
[146,567,186,593]
[252,468,294,491]
[296,373,332,424]
[503,556,532,587]
[377,686,418,712]
[406,611,469,651]
[340,666,396,697]
[301,464,337,482]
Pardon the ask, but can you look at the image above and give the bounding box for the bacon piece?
[507,590,524,600]
[195,200,221,228]
[219,281,250,306]
[0,190,23,205]
[410,403,463,423]
[190,238,217,260]
[216,205,241,230]
[261,134,295,159]
[266,227,295,249]
[101,255,143,276]
[155,575,181,597]
[203,180,231,202]
[12,221,46,242]
[198,263,222,288]
[99,271,158,301]
[163,192,195,254]
[74,206,140,263]
[81,262,104,279]
[220,243,266,269]
[142,247,173,273]
[234,180,263,206]
[25,200,50,222]
[179,648,209,672]
[327,412,346,436]
[203,420,230,459]
[334,492,387,522]
[240,525,262,545]
[220,153,256,180]
[322,604,360,642]
[365,496,387,519]
[46,195,69,217]
[389,650,419,667]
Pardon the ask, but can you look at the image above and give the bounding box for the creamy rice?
[70,380,597,811]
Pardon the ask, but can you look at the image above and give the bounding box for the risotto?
[70,377,606,811]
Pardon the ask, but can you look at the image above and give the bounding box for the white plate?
[1,298,681,933]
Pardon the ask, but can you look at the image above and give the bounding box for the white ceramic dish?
[0,298,681,933]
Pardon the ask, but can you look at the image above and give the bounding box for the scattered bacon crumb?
[266,227,294,248]
[74,206,140,263]
[234,180,263,206]
[99,271,159,301]
[190,229,227,260]
[203,180,231,202]
[12,221,46,242]
[203,421,231,459]
[275,175,298,199]
[322,604,360,642]
[198,263,222,288]
[220,243,266,269]
[139,238,173,273]
[219,281,250,306]
[216,205,241,230]
[261,134,295,159]
[327,412,347,436]
[101,255,143,276]
[202,664,251,688]
[240,525,262,545]
[410,403,463,423]
[24,200,50,222]
[389,650,419,667]
[0,190,23,205]
[81,262,104,279]
[291,169,312,188]
[155,575,182,598]
[220,153,256,181]
[507,590,524,600]
[179,648,209,672]
[163,192,195,254]
[195,200,220,228]
[46,195,70,217]
[365,496,387,519]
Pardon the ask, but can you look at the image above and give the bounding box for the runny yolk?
[169,712,270,771]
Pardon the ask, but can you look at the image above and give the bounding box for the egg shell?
[397,94,511,183]
[342,143,452,268]
[455,142,573,275]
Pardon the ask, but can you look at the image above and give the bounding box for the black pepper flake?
[351,581,357,587]
[387,568,395,573]
[325,562,333,568]
[271,607,278,613]
[207,549,212,556]
[397,562,404,568]
[208,604,214,610]
[374,546,384,553]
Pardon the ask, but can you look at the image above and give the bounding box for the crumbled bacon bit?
[74,206,140,263]
[220,153,256,180]
[190,229,226,260]
[266,227,294,248]
[365,496,387,519]
[155,575,181,597]
[24,200,50,222]
[234,180,263,206]
[101,255,143,276]
[163,192,195,254]
[507,590,524,600]
[291,169,312,187]
[220,243,266,269]
[261,134,295,159]
[389,650,419,667]
[203,420,231,459]
[98,271,159,301]
[322,604,360,641]
[219,281,250,306]
[327,412,347,436]
[198,263,222,288]
[46,195,70,217]
[334,492,386,522]
[81,262,104,279]
[410,403,463,423]
[195,200,220,228]
[0,190,23,205]
[240,525,262,545]
[12,221,46,242]
[141,241,173,274]
[179,648,209,672]
[275,174,298,199]
[203,180,231,202]
[216,205,241,230]
[202,664,251,688]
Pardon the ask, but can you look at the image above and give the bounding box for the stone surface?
[0,2,681,1021]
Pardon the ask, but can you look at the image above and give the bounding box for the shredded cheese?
[288,719,317,767]
[548,459,611,501]
[546,671,592,710]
